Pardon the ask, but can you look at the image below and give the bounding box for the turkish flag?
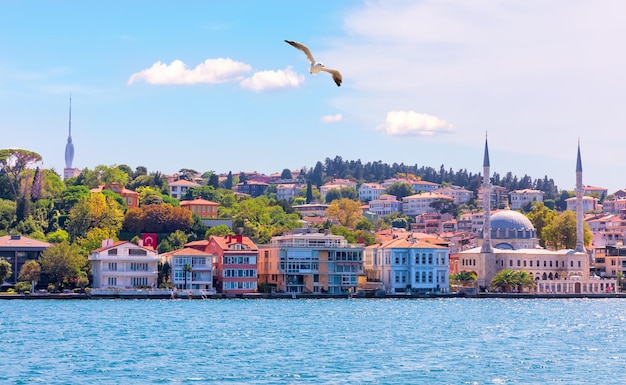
[142,233,158,248]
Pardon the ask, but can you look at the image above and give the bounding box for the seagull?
[284,40,342,87]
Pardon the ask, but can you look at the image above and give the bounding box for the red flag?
[142,233,158,248]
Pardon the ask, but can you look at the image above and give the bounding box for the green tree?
[489,270,537,293]
[0,198,16,232]
[386,182,415,200]
[46,229,69,243]
[0,259,12,283]
[280,169,293,180]
[450,270,477,290]
[66,193,124,241]
[542,210,592,250]
[225,171,233,190]
[325,188,341,203]
[355,218,374,231]
[206,224,234,237]
[94,164,130,186]
[0,148,42,199]
[183,263,192,289]
[19,260,41,292]
[306,180,313,203]
[39,242,86,290]
[208,174,219,189]
[178,168,199,181]
[525,202,556,247]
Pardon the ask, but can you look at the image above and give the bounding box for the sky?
[1,0,625,193]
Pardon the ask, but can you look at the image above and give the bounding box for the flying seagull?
[284,40,342,87]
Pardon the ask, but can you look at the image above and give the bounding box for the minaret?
[64,96,74,169]
[481,134,493,253]
[574,140,585,253]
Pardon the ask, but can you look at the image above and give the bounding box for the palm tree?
[451,271,477,292]
[514,271,537,293]
[489,269,517,293]
[183,263,192,290]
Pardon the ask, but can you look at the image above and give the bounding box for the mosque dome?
[490,209,535,232]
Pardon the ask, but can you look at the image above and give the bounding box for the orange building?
[180,197,220,219]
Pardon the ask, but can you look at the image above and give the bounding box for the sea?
[1,298,625,385]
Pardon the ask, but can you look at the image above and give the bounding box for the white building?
[320,179,357,202]
[436,185,474,204]
[168,179,201,199]
[566,196,602,212]
[509,189,544,210]
[364,237,449,293]
[89,240,160,289]
[358,183,386,202]
[276,183,302,202]
[160,247,215,292]
[369,194,402,216]
[402,192,453,216]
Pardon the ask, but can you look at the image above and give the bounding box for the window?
[107,249,118,256]
[107,277,117,286]
[578,261,581,268]
[509,260,513,267]
[130,263,148,271]
[131,277,148,286]
[108,262,117,271]
[129,249,147,256]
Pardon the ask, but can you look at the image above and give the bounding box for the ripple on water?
[1,298,626,384]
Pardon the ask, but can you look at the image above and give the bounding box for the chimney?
[236,234,243,243]
[102,239,107,248]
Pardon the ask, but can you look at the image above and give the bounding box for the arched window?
[542,272,547,280]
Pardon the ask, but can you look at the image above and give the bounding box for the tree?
[0,198,16,232]
[306,180,313,203]
[66,193,124,241]
[208,174,219,189]
[525,202,556,247]
[183,263,192,290]
[0,148,42,199]
[178,168,199,181]
[326,198,363,228]
[355,218,374,231]
[0,259,12,283]
[18,260,41,292]
[542,210,592,250]
[450,270,477,291]
[325,189,341,203]
[280,169,293,180]
[94,165,130,186]
[39,242,86,290]
[386,182,414,200]
[489,270,537,293]
[225,171,233,190]
[206,224,234,237]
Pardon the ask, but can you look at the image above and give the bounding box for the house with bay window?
[160,247,215,292]
[207,235,259,294]
[89,240,160,289]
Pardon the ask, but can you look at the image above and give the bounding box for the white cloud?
[320,114,343,124]
[239,67,304,92]
[127,58,252,85]
[378,111,454,136]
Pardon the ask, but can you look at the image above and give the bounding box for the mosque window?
[517,260,521,267]
[509,260,513,267]
[578,261,581,267]
[523,260,527,267]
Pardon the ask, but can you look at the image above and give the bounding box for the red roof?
[180,198,219,206]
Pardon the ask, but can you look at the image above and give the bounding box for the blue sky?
[2,1,625,193]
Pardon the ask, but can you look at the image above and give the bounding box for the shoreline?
[2,292,626,300]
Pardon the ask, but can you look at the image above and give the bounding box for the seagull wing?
[285,40,315,65]
[320,68,342,87]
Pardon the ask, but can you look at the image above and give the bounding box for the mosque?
[458,137,616,294]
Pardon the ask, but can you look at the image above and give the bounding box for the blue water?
[1,298,625,384]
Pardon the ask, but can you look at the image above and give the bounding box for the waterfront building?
[261,231,364,294]
[89,240,160,289]
[509,189,544,210]
[160,247,215,292]
[459,139,616,294]
[207,235,258,294]
[0,234,50,283]
[168,179,201,199]
[180,197,219,219]
[364,237,449,293]
[90,182,139,208]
